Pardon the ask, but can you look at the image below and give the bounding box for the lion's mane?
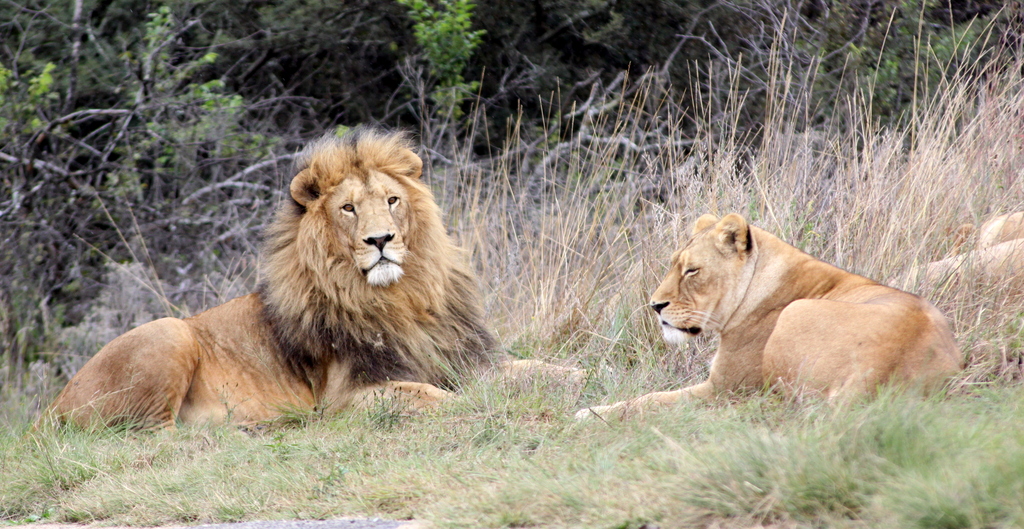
[258,128,494,387]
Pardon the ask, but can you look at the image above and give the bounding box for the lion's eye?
[342,204,355,213]
[387,196,399,205]
[684,268,700,277]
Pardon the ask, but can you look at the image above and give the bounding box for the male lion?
[47,128,508,429]
[576,213,962,420]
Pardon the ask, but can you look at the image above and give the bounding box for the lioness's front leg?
[574,381,714,421]
[350,381,453,412]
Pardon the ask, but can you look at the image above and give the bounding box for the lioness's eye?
[387,196,399,205]
[684,268,699,277]
[342,204,355,213]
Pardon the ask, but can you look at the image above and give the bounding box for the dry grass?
[3,49,1024,528]
[441,53,1024,396]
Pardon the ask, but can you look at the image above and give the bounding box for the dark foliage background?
[1,0,1020,386]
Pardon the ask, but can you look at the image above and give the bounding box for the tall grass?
[2,46,1024,528]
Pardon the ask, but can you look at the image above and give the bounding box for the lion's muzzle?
[365,256,404,287]
[661,320,701,335]
[660,319,701,345]
[359,231,405,287]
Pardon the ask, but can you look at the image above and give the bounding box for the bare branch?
[182,154,297,205]
[49,108,133,127]
[0,151,70,176]
[62,0,85,114]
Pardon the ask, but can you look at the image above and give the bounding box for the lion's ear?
[715,213,751,254]
[396,148,423,179]
[289,169,320,206]
[693,214,719,235]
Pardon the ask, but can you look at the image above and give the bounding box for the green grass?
[3,380,1024,528]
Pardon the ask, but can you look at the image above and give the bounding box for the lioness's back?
[765,286,960,397]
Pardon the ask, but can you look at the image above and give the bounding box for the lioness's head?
[288,128,429,287]
[650,213,754,344]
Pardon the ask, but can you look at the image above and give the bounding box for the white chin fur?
[661,325,692,346]
[366,261,404,287]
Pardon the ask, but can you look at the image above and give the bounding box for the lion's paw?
[573,404,618,422]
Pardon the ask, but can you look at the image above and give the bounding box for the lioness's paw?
[573,404,618,422]
[493,359,587,400]
[498,359,585,383]
[390,382,453,410]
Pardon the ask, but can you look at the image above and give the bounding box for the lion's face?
[259,128,495,389]
[650,214,753,345]
[325,171,412,287]
[286,133,427,289]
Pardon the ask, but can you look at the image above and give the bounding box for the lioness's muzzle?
[662,320,702,336]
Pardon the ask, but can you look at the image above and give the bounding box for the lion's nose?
[364,233,394,251]
[651,301,669,314]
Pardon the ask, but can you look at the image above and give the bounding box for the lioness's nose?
[364,233,394,251]
[651,302,669,314]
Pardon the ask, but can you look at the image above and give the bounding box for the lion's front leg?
[574,381,713,421]
[350,381,454,413]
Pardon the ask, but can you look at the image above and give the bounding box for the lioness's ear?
[396,148,423,179]
[693,214,719,235]
[716,213,750,254]
[289,169,320,206]
[950,223,975,253]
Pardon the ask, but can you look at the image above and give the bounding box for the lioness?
[576,214,962,420]
[952,211,1024,253]
[913,238,1024,288]
[46,128,576,429]
[910,211,1024,288]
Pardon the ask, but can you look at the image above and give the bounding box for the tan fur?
[949,223,977,254]
[949,211,1024,253]
[576,213,962,421]
[914,238,1024,288]
[46,128,497,429]
[910,211,1024,288]
[977,212,1024,249]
